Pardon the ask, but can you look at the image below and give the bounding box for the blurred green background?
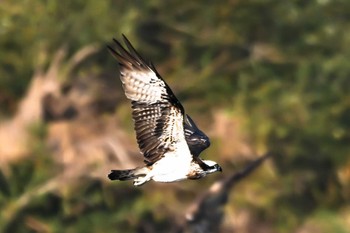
[0,0,349,232]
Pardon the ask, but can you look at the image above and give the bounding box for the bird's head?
[203,160,222,173]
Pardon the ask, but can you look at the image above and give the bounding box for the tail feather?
[108,169,138,181]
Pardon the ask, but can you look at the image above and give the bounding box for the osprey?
[107,35,222,186]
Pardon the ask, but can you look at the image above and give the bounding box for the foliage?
[1,0,349,232]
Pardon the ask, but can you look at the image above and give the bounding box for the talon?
[133,176,149,186]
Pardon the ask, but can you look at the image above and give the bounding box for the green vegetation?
[1,0,349,232]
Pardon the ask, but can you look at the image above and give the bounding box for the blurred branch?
[63,43,101,78]
[180,152,272,233]
[0,176,61,232]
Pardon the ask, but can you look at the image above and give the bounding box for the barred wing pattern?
[108,36,188,165]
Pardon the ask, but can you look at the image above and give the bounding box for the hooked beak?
[216,164,223,172]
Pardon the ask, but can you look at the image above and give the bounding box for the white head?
[203,160,222,173]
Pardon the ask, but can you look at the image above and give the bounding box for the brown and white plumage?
[107,35,221,186]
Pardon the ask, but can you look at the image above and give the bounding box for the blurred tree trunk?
[179,153,272,233]
[0,44,100,170]
[0,47,65,168]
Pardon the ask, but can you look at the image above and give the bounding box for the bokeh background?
[1,0,350,232]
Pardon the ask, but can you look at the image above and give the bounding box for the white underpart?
[133,141,193,185]
[121,70,167,103]
[202,160,217,167]
[150,139,193,182]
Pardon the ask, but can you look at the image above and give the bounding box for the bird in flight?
[107,35,222,186]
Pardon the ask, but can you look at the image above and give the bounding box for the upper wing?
[108,35,188,165]
[184,114,210,157]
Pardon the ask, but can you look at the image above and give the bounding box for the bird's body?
[107,35,221,186]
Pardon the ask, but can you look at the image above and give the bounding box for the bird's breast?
[150,142,193,182]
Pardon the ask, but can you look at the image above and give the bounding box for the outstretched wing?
[108,35,188,165]
[184,114,210,157]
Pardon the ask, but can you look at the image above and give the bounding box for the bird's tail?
[108,167,148,181]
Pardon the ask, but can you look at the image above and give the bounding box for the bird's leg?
[133,175,151,186]
[133,167,153,186]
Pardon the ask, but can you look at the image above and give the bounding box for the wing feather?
[109,37,187,165]
[184,115,211,157]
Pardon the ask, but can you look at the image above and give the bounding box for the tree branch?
[181,152,272,233]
